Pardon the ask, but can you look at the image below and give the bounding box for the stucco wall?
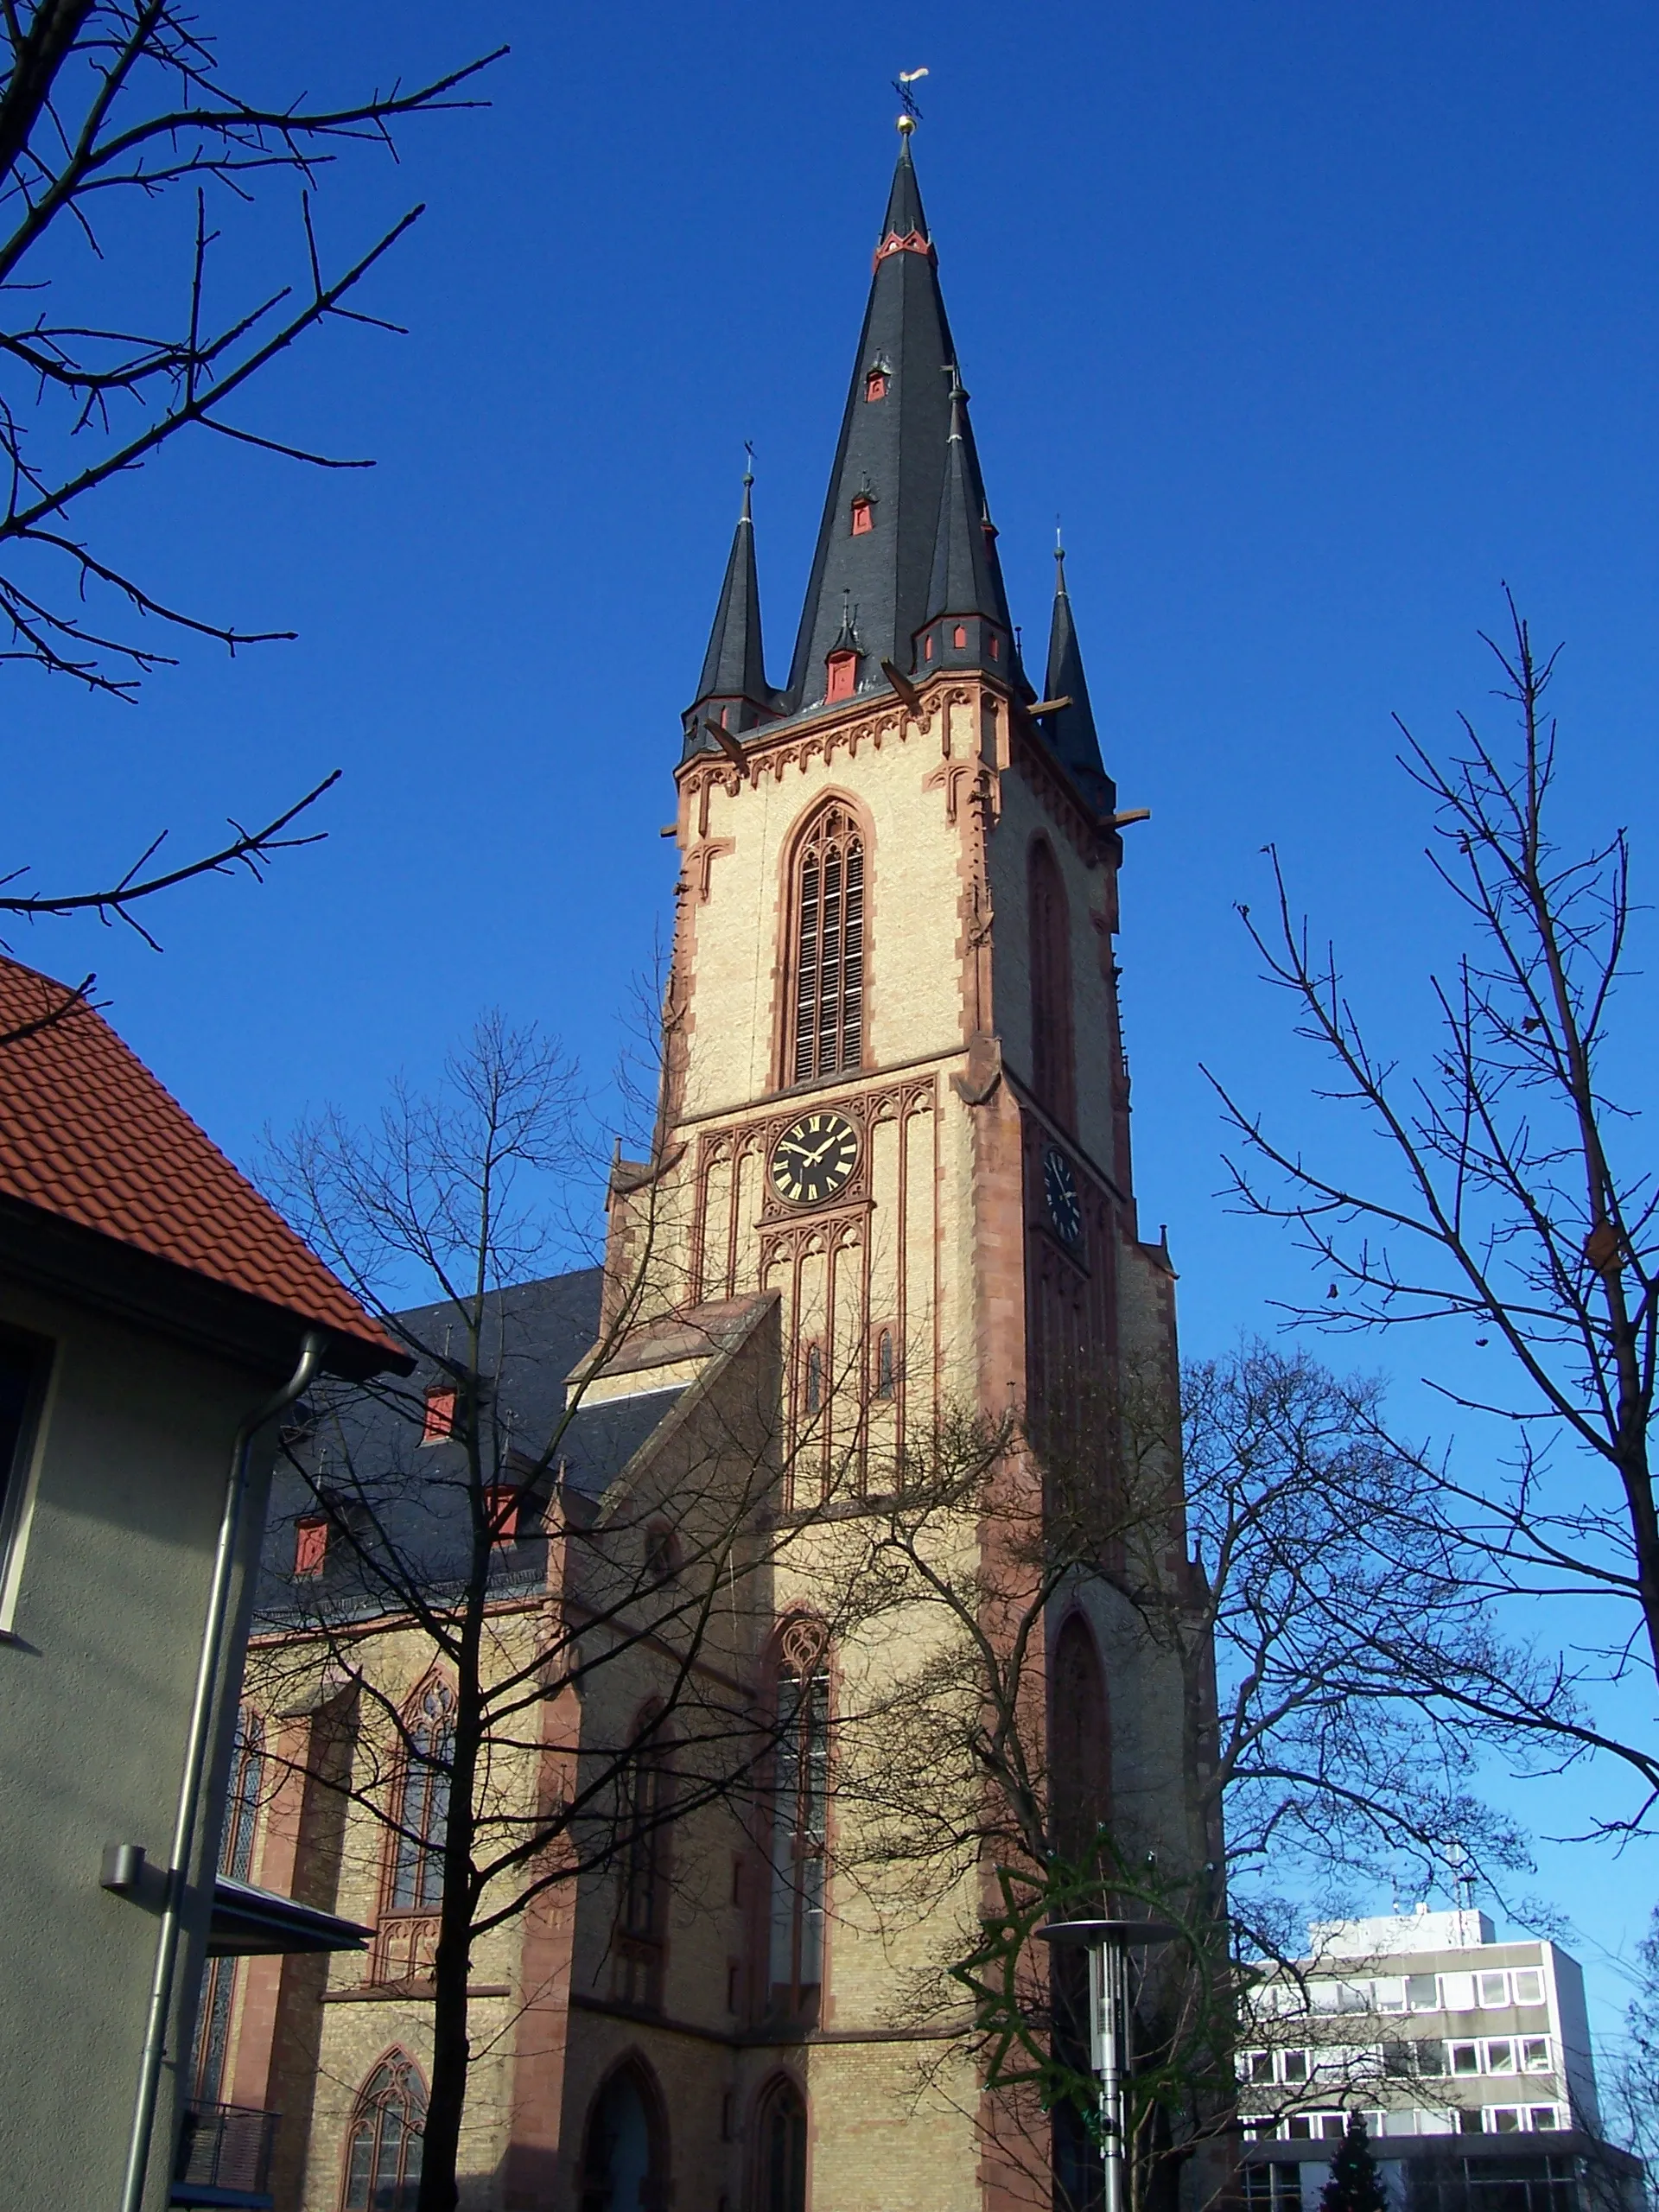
[0,1274,283,2212]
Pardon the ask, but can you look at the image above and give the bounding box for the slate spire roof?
[915,369,1018,681]
[783,133,997,710]
[680,133,1116,795]
[683,463,778,752]
[1040,541,1115,817]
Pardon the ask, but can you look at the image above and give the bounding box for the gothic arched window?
[767,1618,830,2016]
[191,1709,265,2103]
[1028,839,1076,1130]
[788,806,865,1085]
[1051,1613,1110,1861]
[389,1677,455,1911]
[613,1707,672,2009]
[340,2050,426,2212]
[753,2076,809,2212]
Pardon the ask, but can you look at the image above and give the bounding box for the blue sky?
[11,2,1659,2056]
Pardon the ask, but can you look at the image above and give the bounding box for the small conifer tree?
[1319,2113,1389,2212]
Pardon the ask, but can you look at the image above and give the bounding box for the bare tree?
[1211,596,1659,1831]
[823,1346,1538,2212]
[251,1014,875,2212]
[0,4,500,971]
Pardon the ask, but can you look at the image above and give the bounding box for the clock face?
[770,1110,860,1207]
[1043,1147,1084,1247]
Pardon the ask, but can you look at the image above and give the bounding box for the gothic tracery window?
[340,2050,426,2212]
[789,806,865,1084]
[1028,839,1076,1129]
[767,1618,830,2014]
[191,1708,265,2104]
[388,1677,454,1912]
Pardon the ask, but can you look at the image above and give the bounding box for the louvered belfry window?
[791,807,865,1083]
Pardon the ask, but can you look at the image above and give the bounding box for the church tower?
[663,121,1178,1491]
[634,126,1205,2211]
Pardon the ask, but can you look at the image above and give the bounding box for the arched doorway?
[581,2063,666,2212]
[753,2075,808,2212]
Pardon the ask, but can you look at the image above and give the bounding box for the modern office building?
[1238,1910,1644,2212]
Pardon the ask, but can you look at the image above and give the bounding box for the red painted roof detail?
[0,961,395,1361]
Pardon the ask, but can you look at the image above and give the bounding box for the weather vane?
[893,67,928,132]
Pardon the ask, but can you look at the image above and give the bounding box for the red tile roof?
[0,960,398,1367]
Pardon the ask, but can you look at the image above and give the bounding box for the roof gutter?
[118,1329,327,2212]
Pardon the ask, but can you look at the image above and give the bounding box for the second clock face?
[1044,1146,1084,1247]
[770,1110,860,1207]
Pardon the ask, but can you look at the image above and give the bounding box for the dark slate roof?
[1040,548,1115,817]
[254,1266,690,1621]
[683,471,779,753]
[915,377,1019,690]
[677,134,1115,806]
[783,137,987,710]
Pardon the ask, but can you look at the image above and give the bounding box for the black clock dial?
[770,1111,860,1207]
[1043,1146,1084,1247]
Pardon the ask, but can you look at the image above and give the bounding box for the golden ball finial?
[897,111,916,135]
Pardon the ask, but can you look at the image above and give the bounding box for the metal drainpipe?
[118,1328,327,2212]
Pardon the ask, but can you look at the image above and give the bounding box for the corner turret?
[1038,541,1114,817]
[683,467,779,759]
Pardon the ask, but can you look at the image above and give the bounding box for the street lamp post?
[1038,1918,1180,2212]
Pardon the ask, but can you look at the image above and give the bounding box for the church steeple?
[1039,541,1114,817]
[683,464,777,756]
[784,132,995,712]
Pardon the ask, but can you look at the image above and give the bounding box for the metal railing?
[173,2101,278,2197]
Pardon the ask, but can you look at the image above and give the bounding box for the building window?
[789,805,865,1084]
[989,633,1000,658]
[613,1711,671,2010]
[803,1343,823,1419]
[824,650,857,703]
[923,632,934,660]
[1050,1613,1110,1859]
[294,1515,329,1576]
[1512,1969,1545,2006]
[191,1710,265,2105]
[421,1386,457,1445]
[769,1619,830,2015]
[754,2077,809,2212]
[0,1326,48,1592]
[340,2050,426,2212]
[1451,2042,1480,2075]
[874,1331,894,1401]
[1028,840,1077,1129]
[850,497,874,535]
[388,1678,455,1912]
[1478,1972,1510,2007]
[1522,2037,1552,2073]
[1486,2039,1516,2075]
[864,369,887,402]
[952,624,967,648]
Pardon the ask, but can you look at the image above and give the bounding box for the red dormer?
[825,651,858,703]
